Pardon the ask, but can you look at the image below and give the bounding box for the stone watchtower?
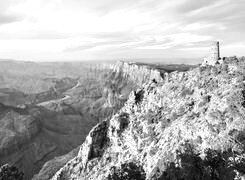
[202,41,220,66]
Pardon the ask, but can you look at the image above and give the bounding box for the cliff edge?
[51,57,245,180]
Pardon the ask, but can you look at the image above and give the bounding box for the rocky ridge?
[52,57,245,180]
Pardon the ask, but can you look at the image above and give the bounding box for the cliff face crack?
[242,90,245,108]
[117,112,129,135]
[134,90,144,104]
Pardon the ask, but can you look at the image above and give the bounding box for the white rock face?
[102,61,164,107]
[52,57,245,180]
[111,61,163,84]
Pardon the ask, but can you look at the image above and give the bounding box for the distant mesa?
[202,41,223,66]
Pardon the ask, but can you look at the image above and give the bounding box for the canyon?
[0,60,191,179]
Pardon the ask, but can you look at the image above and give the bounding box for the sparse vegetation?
[108,162,146,180]
[0,164,24,180]
[156,143,245,180]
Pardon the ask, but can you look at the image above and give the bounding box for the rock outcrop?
[52,57,245,180]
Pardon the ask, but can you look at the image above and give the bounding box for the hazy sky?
[0,0,245,62]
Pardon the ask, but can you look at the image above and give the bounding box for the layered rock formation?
[0,103,98,180]
[110,61,164,84]
[52,57,245,180]
[0,76,91,180]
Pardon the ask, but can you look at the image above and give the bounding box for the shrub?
[0,164,24,180]
[157,145,243,180]
[108,162,146,180]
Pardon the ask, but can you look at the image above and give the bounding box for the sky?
[0,0,245,63]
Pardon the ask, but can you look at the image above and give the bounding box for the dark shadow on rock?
[88,121,109,160]
[0,164,24,180]
[134,90,144,104]
[156,145,245,180]
[108,162,146,180]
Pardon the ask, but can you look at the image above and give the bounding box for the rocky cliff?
[33,61,181,180]
[102,61,166,108]
[109,61,164,84]
[51,57,245,180]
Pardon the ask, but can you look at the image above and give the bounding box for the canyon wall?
[32,61,167,180]
[109,61,164,84]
